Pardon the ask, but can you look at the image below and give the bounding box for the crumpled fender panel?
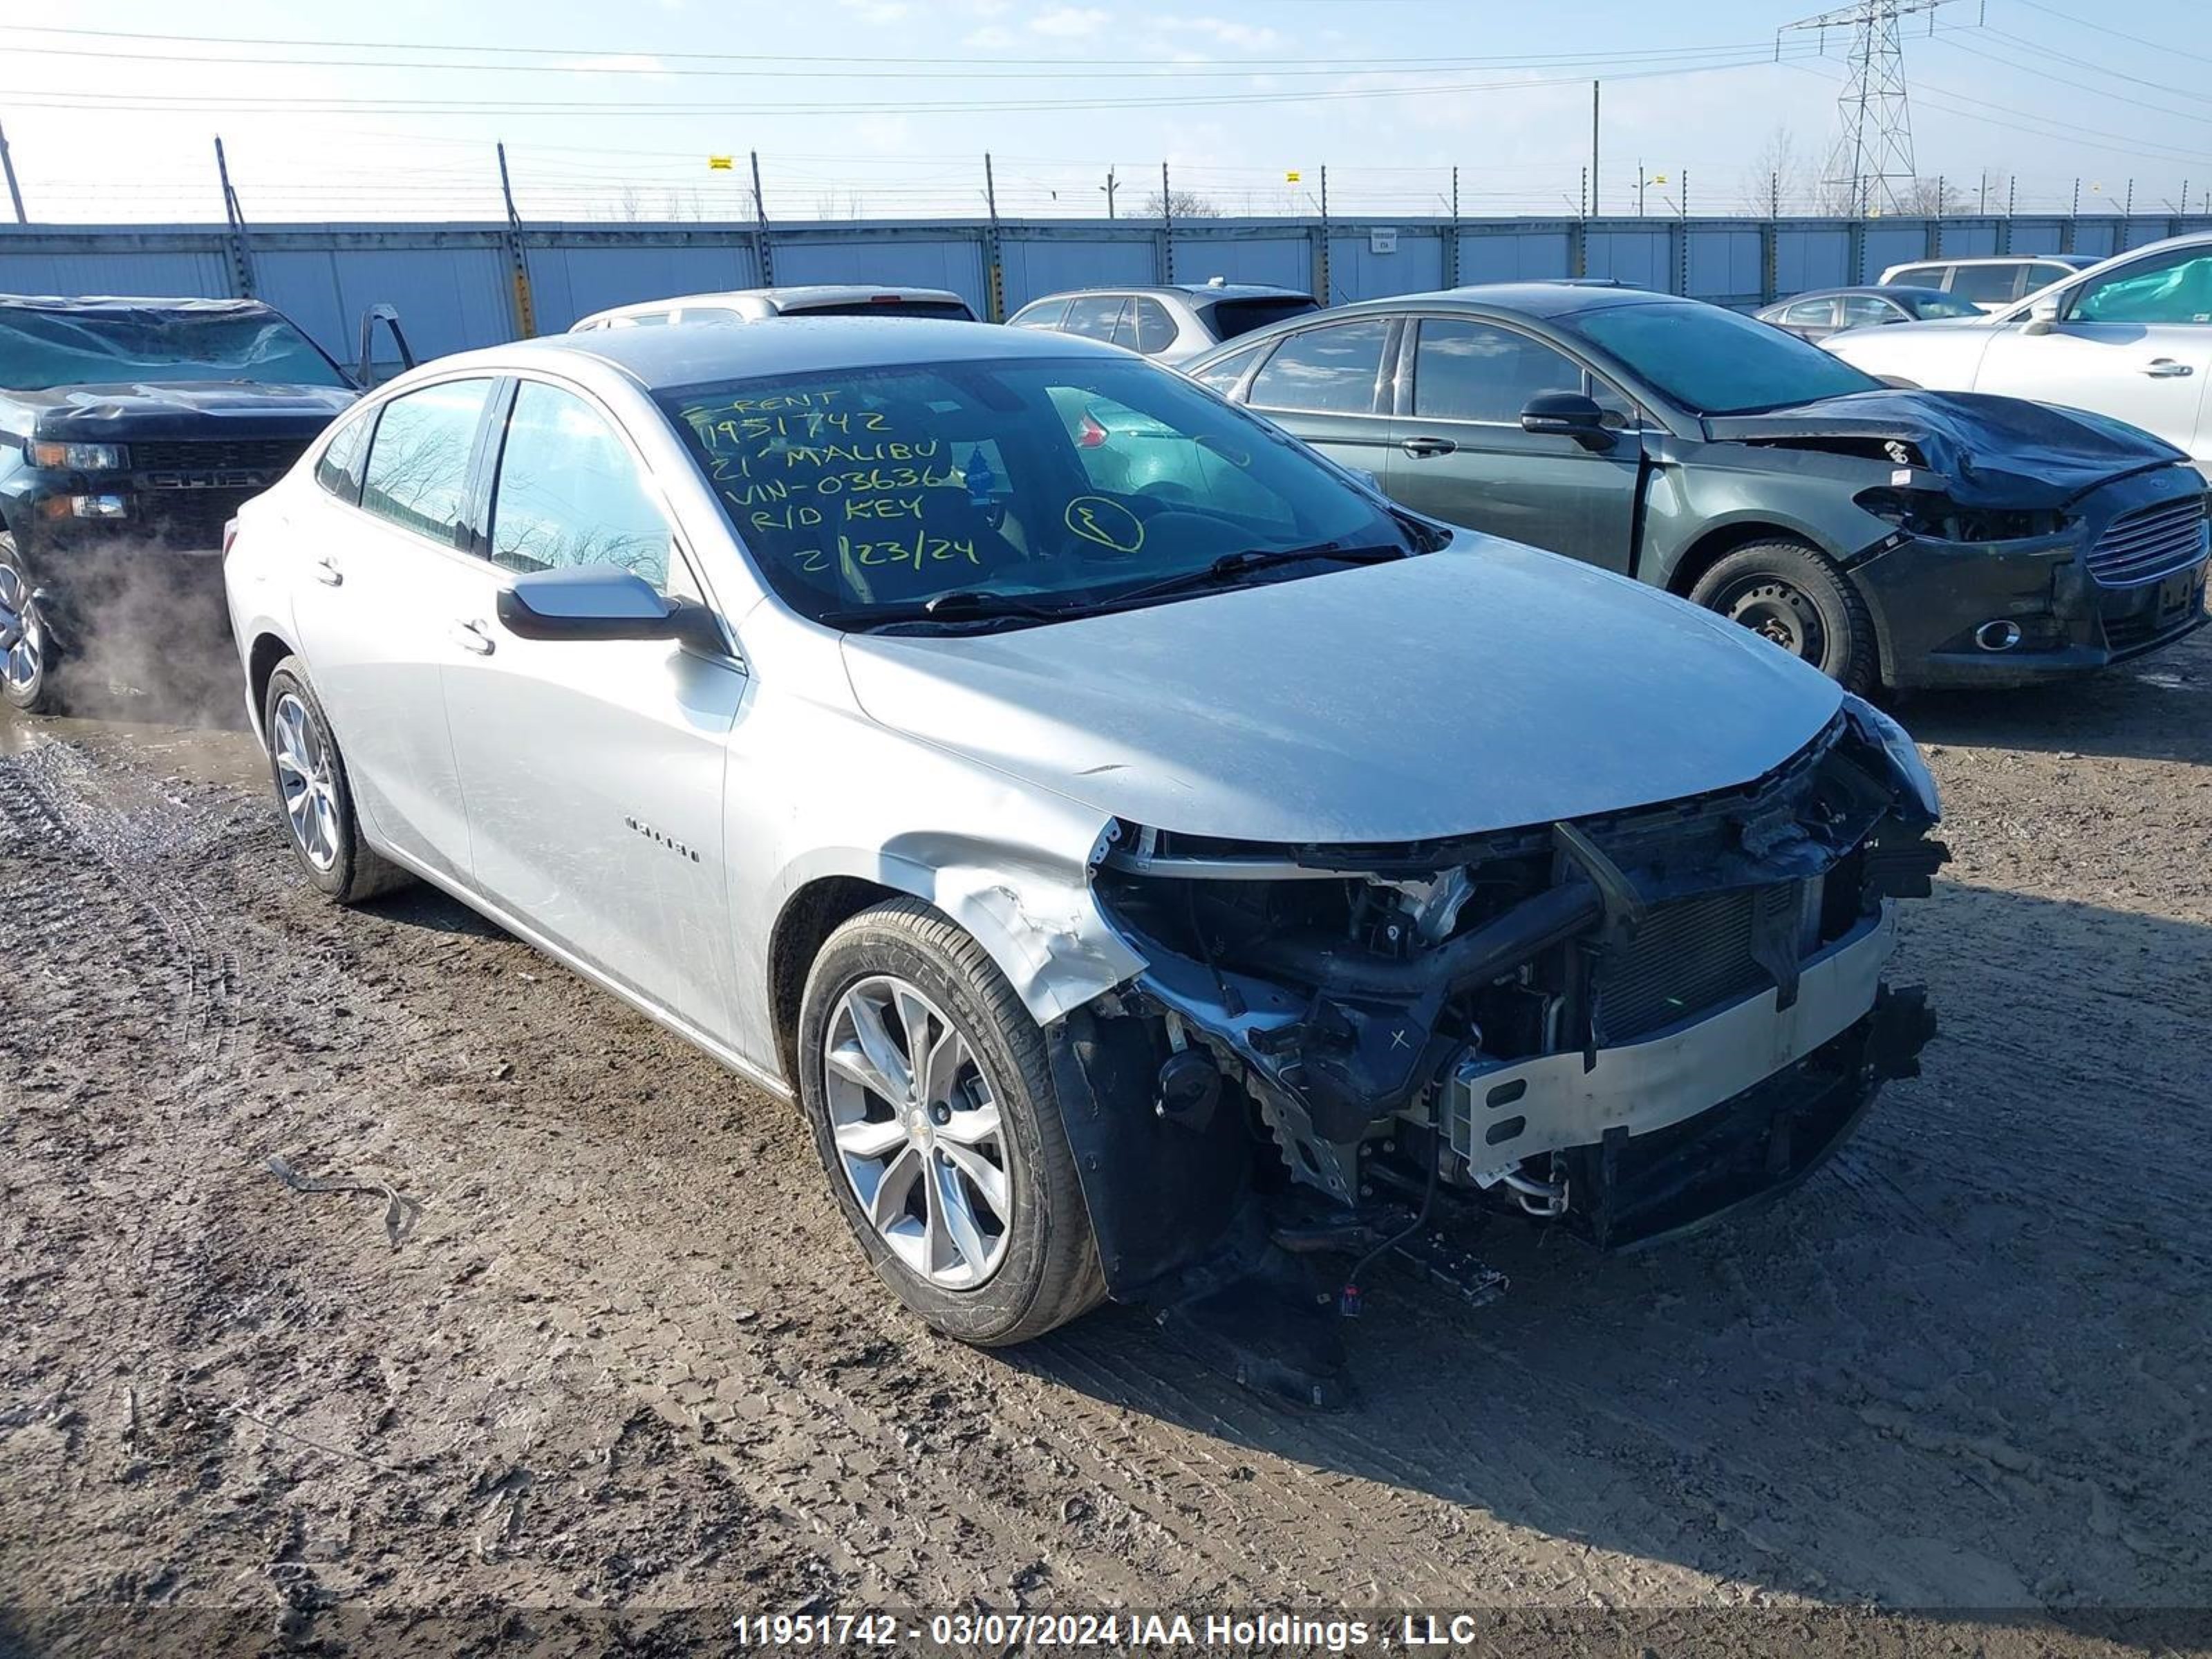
[1704,388,2188,509]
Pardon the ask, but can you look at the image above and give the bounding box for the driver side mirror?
[2021,295,2063,337]
[498,565,725,654]
[1520,392,1616,452]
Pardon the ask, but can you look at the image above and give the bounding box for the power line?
[1783,0,1951,217]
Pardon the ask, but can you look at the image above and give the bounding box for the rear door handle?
[1400,435,1457,458]
[450,620,495,656]
[311,555,343,586]
[2141,358,2195,377]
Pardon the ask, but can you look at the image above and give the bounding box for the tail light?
[222,518,240,558]
[1077,411,1109,449]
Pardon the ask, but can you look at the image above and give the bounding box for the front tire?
[261,657,412,903]
[0,534,61,715]
[1689,538,1879,695]
[797,899,1105,1345]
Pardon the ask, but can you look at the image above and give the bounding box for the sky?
[1,0,2207,225]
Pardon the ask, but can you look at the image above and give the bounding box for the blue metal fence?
[4,212,2207,368]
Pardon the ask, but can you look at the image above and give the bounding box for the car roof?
[1888,254,2091,268]
[1324,281,1677,321]
[1766,285,1959,304]
[579,285,967,320]
[464,315,1125,391]
[1020,282,1313,305]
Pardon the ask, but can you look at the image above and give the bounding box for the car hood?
[839,540,1844,845]
[7,381,357,444]
[1704,387,2188,507]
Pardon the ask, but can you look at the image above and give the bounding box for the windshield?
[1564,300,1882,415]
[659,354,1413,630]
[1205,296,1320,340]
[1909,293,1985,319]
[0,304,349,392]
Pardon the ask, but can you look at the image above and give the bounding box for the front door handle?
[1400,435,1457,458]
[2141,358,2195,378]
[311,555,343,586]
[450,620,495,656]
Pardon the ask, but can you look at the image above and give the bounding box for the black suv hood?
[1705,388,2188,508]
[6,381,357,444]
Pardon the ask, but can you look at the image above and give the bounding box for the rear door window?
[489,381,675,592]
[1062,296,1129,343]
[314,406,374,503]
[1130,297,1178,355]
[1781,298,1838,328]
[357,377,495,549]
[1246,319,1391,415]
[1189,339,1269,395]
[1948,265,2021,306]
[1009,297,1070,331]
[1837,295,1897,328]
[1886,263,1942,289]
[1409,317,1586,422]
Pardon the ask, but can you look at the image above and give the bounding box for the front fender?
[1638,440,1893,588]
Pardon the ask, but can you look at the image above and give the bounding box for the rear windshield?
[782,299,977,321]
[1564,300,1881,416]
[0,306,349,392]
[1203,297,1320,340]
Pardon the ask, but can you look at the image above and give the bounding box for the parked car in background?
[1007,280,1317,365]
[222,318,1944,1397]
[1877,254,2097,312]
[1826,232,2212,480]
[571,285,977,330]
[1756,285,1985,342]
[0,294,363,713]
[1185,283,2209,693]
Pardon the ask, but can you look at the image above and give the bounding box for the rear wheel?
[1689,539,1879,695]
[261,657,413,903]
[0,534,60,715]
[796,899,1105,1345]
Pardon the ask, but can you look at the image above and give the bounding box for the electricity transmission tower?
[1782,0,1949,217]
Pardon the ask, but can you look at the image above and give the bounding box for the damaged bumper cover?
[1850,466,2209,690]
[1067,697,1947,1296]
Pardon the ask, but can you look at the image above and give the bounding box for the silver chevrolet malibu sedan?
[225,319,1945,1397]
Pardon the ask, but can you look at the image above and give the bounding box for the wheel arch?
[767,874,903,1093]
[1663,518,1833,598]
[245,630,297,746]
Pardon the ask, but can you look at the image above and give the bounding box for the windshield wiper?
[818,589,1074,634]
[1096,541,1409,612]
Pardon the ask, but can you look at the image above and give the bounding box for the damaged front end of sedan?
[1046,698,1946,1405]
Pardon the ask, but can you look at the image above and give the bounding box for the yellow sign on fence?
[709,156,735,171]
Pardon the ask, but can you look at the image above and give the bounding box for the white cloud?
[843,0,914,21]
[1156,15,1285,52]
[1029,6,1109,39]
[965,24,1018,49]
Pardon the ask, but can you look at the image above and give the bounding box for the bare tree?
[1740,126,1812,216]
[1143,188,1222,218]
[1895,176,1963,216]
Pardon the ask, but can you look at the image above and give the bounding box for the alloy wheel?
[0,563,42,695]
[271,691,341,872]
[823,974,1013,1291]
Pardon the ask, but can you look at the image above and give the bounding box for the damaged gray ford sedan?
[225,319,1945,1400]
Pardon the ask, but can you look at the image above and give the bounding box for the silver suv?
[224,319,1942,1399]
[1008,281,1317,365]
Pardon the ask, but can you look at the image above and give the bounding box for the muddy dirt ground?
[2,620,2209,1656]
